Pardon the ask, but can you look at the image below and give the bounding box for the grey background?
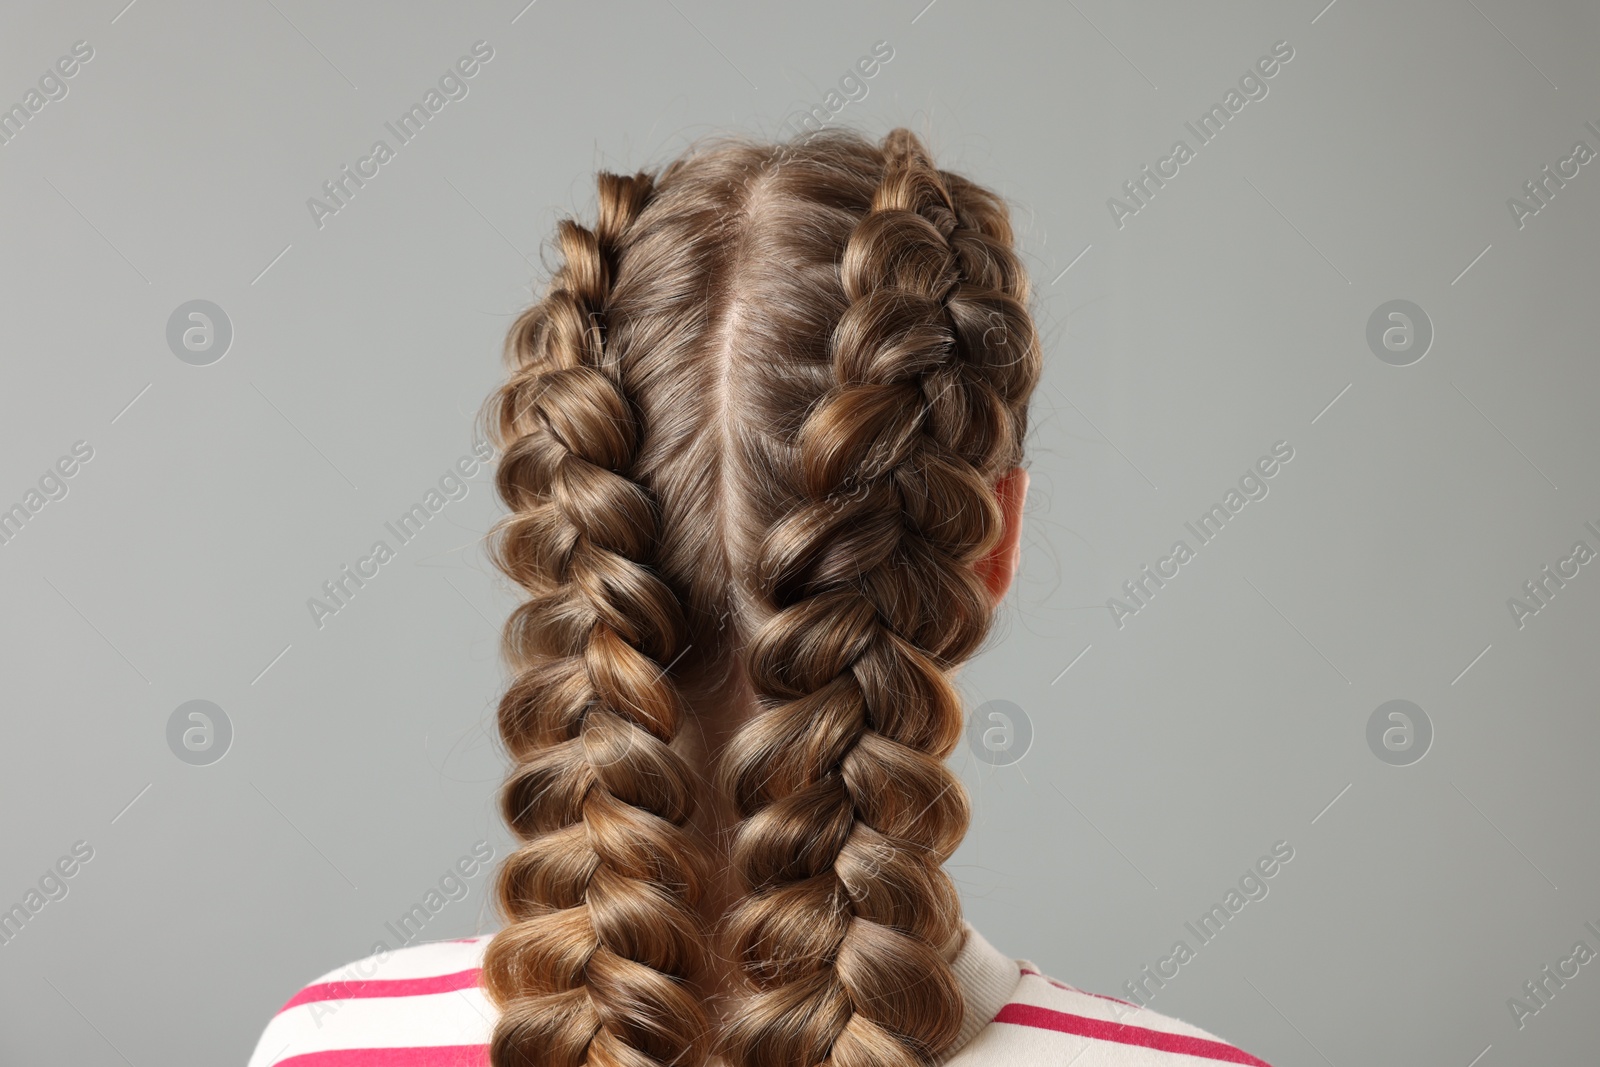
[1,0,1596,1064]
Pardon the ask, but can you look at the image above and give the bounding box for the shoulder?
[246,937,1276,1067]
[957,961,1276,1067]
[245,936,493,1067]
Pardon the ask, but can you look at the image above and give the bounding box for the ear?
[976,467,1029,608]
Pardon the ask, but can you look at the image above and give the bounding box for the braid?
[716,129,1041,1067]
[481,171,716,1067]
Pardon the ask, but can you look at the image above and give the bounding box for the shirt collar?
[941,921,1022,1062]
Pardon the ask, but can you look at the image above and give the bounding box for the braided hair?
[481,128,1041,1067]
[481,171,715,1067]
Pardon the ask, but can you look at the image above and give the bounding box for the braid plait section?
[481,171,714,1067]
[717,129,1041,1067]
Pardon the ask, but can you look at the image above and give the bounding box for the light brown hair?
[478,125,1042,1067]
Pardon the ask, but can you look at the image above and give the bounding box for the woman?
[248,126,1274,1067]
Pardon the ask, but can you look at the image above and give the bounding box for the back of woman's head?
[479,126,1043,1067]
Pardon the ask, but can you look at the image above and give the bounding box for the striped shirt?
[247,924,1275,1066]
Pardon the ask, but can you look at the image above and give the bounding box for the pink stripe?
[994,1003,1273,1066]
[279,969,482,1013]
[277,1047,487,1067]
[1019,966,1140,1007]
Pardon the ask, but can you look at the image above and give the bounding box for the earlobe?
[978,467,1028,607]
